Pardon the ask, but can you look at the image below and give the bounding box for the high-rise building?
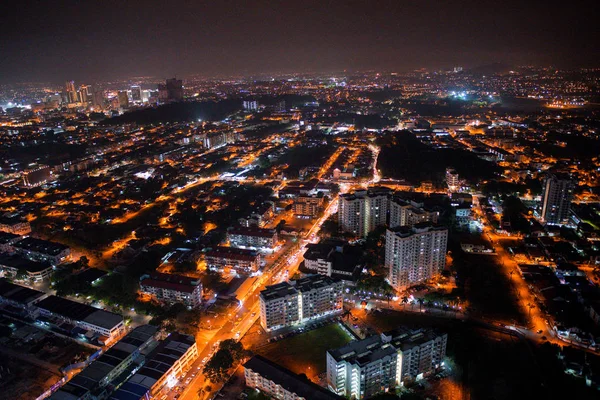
[389,198,439,229]
[259,275,343,331]
[130,85,142,103]
[386,223,448,292]
[117,91,129,109]
[338,189,390,237]
[78,85,91,104]
[243,100,258,111]
[540,173,575,226]
[327,328,447,399]
[158,78,183,102]
[92,85,105,109]
[65,80,78,103]
[446,167,459,192]
[326,335,398,399]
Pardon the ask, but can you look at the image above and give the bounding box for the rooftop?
[244,355,343,400]
[13,237,69,256]
[140,272,201,294]
[0,278,46,305]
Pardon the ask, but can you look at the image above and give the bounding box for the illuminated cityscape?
[1,2,600,400]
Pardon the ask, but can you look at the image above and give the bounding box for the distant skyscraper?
[158,78,183,103]
[65,81,78,103]
[117,91,129,109]
[540,173,575,226]
[78,85,91,104]
[130,85,142,103]
[386,223,448,291]
[91,86,105,109]
[243,100,258,111]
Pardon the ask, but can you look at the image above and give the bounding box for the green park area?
[252,323,354,380]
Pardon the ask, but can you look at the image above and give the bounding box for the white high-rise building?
[259,275,343,331]
[446,168,460,192]
[389,198,439,228]
[338,189,389,237]
[386,223,448,291]
[243,100,258,111]
[327,328,447,399]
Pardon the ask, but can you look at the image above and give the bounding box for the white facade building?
[259,275,344,331]
[338,189,389,237]
[386,223,448,291]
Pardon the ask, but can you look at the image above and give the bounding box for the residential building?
[0,214,31,235]
[110,332,198,400]
[12,236,70,265]
[205,246,261,273]
[326,335,398,399]
[244,355,343,400]
[339,189,390,237]
[389,198,439,229]
[35,295,126,343]
[139,272,202,308]
[259,281,299,331]
[327,328,447,399]
[386,327,447,381]
[386,223,448,291]
[0,254,54,283]
[50,325,158,400]
[293,195,324,218]
[228,226,278,250]
[541,172,575,226]
[446,168,459,192]
[260,275,343,331]
[303,239,361,282]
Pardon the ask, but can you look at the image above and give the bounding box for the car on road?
[537,329,543,334]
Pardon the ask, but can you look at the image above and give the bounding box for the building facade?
[540,173,575,226]
[139,272,202,308]
[389,199,439,229]
[245,355,343,400]
[327,329,447,399]
[386,223,448,292]
[228,226,278,250]
[205,246,261,273]
[260,275,343,331]
[339,189,389,237]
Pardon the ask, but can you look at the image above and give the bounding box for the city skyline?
[2,0,599,84]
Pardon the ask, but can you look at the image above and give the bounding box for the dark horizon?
[2,0,599,84]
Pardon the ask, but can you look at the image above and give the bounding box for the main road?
[176,195,340,400]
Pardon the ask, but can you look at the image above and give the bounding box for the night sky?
[2,0,598,83]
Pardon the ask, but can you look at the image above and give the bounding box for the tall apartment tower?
[338,189,389,237]
[327,328,447,399]
[389,198,439,228]
[158,78,184,102]
[386,223,448,292]
[540,173,575,226]
[446,167,459,192]
[117,91,130,109]
[259,276,343,332]
[130,85,142,103]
